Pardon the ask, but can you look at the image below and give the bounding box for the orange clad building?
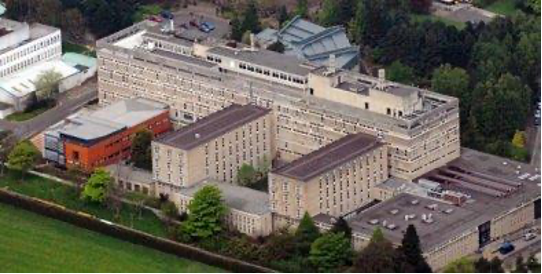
[44,98,172,172]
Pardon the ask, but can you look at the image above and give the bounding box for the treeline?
[3,0,170,39]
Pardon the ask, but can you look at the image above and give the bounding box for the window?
[365,102,369,110]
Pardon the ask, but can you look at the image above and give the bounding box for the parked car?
[148,15,163,22]
[201,22,215,31]
[524,233,536,241]
[498,241,515,255]
[199,24,211,33]
[160,10,174,20]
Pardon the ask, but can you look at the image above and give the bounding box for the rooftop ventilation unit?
[368,219,379,225]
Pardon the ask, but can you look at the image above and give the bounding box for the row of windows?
[0,33,60,66]
[237,62,306,85]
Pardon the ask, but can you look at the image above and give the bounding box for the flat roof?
[207,46,313,76]
[180,180,270,215]
[316,148,541,251]
[60,98,168,141]
[273,133,383,181]
[0,59,78,98]
[157,104,270,150]
[106,163,153,185]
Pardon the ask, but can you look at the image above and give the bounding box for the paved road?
[0,80,97,140]
[531,127,540,168]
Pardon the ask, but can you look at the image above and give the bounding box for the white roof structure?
[0,59,78,98]
[59,98,169,141]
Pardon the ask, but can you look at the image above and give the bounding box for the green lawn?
[5,103,54,122]
[62,42,96,57]
[483,0,519,16]
[0,170,167,237]
[0,203,224,272]
[411,14,466,29]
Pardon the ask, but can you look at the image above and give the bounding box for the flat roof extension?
[273,133,382,181]
[157,104,270,150]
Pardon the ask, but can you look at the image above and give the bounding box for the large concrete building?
[315,149,541,270]
[270,133,388,224]
[96,21,460,182]
[152,104,274,194]
[0,18,61,78]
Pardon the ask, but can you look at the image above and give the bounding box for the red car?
[148,15,163,23]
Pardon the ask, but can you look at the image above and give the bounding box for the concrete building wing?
[273,133,382,181]
[157,104,270,150]
[180,180,271,215]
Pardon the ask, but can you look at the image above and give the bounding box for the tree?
[444,257,476,273]
[35,0,63,26]
[161,200,179,220]
[7,140,40,179]
[349,0,391,46]
[431,64,470,99]
[237,163,257,186]
[511,131,526,148]
[513,256,528,273]
[35,69,63,101]
[318,0,341,26]
[410,0,432,14]
[401,225,432,273]
[241,1,261,34]
[230,16,243,42]
[489,257,505,273]
[130,129,153,171]
[181,185,227,240]
[472,74,531,140]
[81,168,112,204]
[295,212,321,254]
[527,254,540,273]
[387,60,415,85]
[330,216,352,240]
[353,228,399,272]
[295,0,308,18]
[0,131,17,176]
[277,5,289,27]
[309,232,352,272]
[267,41,285,53]
[61,8,86,41]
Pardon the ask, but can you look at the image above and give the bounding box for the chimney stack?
[328,54,336,73]
[377,68,386,90]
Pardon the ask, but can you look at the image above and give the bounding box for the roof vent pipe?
[250,33,256,51]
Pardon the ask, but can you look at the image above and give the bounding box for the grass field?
[411,14,466,29]
[0,203,224,272]
[5,102,55,122]
[0,170,167,237]
[483,0,519,16]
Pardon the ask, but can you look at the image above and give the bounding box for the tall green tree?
[295,212,321,254]
[513,256,528,273]
[387,60,416,85]
[7,140,40,179]
[277,5,289,27]
[444,257,476,273]
[309,232,352,272]
[35,69,63,101]
[230,16,243,42]
[349,0,391,47]
[181,185,227,240]
[0,131,17,176]
[241,1,261,34]
[237,163,257,186]
[472,73,531,140]
[318,0,341,26]
[401,225,432,273]
[130,129,153,171]
[474,257,505,273]
[354,228,399,272]
[330,216,352,240]
[295,0,308,18]
[81,168,112,204]
[431,64,470,99]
